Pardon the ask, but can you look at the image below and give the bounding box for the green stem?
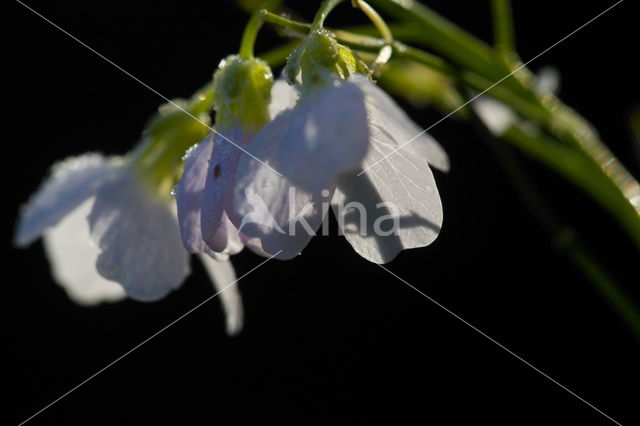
[239,0,283,59]
[465,96,640,339]
[262,8,640,246]
[353,0,393,44]
[312,0,346,30]
[367,0,537,103]
[491,0,516,58]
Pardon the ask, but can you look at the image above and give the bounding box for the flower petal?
[276,79,370,191]
[229,114,332,259]
[535,66,560,96]
[352,75,450,172]
[268,78,299,119]
[175,136,228,258]
[201,129,246,252]
[88,167,190,301]
[198,254,243,336]
[43,198,126,305]
[472,96,515,136]
[332,89,444,263]
[15,153,117,247]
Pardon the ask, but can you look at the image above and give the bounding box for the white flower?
[227,74,449,263]
[15,153,243,335]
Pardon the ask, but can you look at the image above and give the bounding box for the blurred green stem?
[262,3,640,248]
[367,0,640,249]
[312,0,346,30]
[239,0,283,59]
[465,95,640,339]
[491,0,516,58]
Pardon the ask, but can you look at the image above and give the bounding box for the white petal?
[269,78,299,119]
[535,66,560,96]
[198,254,243,336]
[201,128,247,252]
[276,79,370,191]
[205,212,245,256]
[88,167,190,301]
[15,153,117,247]
[43,198,126,305]
[229,113,332,259]
[472,96,515,136]
[332,95,444,263]
[352,75,450,172]
[175,136,229,259]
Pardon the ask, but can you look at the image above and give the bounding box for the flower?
[15,98,244,335]
[214,30,449,263]
[175,55,287,259]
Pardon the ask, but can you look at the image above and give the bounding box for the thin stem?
[491,0,516,58]
[465,93,640,339]
[261,11,452,75]
[352,0,393,70]
[261,10,310,34]
[353,0,393,44]
[239,0,282,59]
[312,0,346,30]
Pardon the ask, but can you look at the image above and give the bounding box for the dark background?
[7,0,639,425]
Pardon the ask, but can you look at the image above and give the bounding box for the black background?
[7,1,639,425]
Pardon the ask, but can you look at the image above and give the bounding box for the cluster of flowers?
[15,27,448,334]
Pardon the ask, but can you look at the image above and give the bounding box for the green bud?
[285,29,369,93]
[212,55,273,133]
[133,99,211,198]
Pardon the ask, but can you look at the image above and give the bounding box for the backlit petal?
[88,167,190,301]
[201,128,246,252]
[269,78,299,119]
[43,198,126,305]
[352,75,450,172]
[276,79,370,191]
[230,114,332,259]
[199,254,243,336]
[175,136,225,258]
[15,153,117,247]
[332,93,444,263]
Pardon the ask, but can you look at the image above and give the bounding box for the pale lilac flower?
[227,74,449,263]
[16,154,242,335]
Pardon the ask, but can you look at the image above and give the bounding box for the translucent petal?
[276,79,370,191]
[43,198,126,305]
[472,96,515,136]
[198,254,243,336]
[229,113,333,259]
[206,211,245,256]
[268,78,299,119]
[535,66,560,96]
[88,168,190,301]
[332,90,444,263]
[175,136,226,258]
[15,153,117,247]
[201,128,246,252]
[352,75,450,172]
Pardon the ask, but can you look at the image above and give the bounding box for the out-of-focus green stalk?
[312,0,346,30]
[261,4,640,247]
[367,0,535,102]
[491,0,516,58]
[367,0,640,249]
[239,0,283,59]
[465,96,640,339]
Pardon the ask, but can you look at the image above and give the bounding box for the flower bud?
[213,55,273,133]
[285,29,368,94]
